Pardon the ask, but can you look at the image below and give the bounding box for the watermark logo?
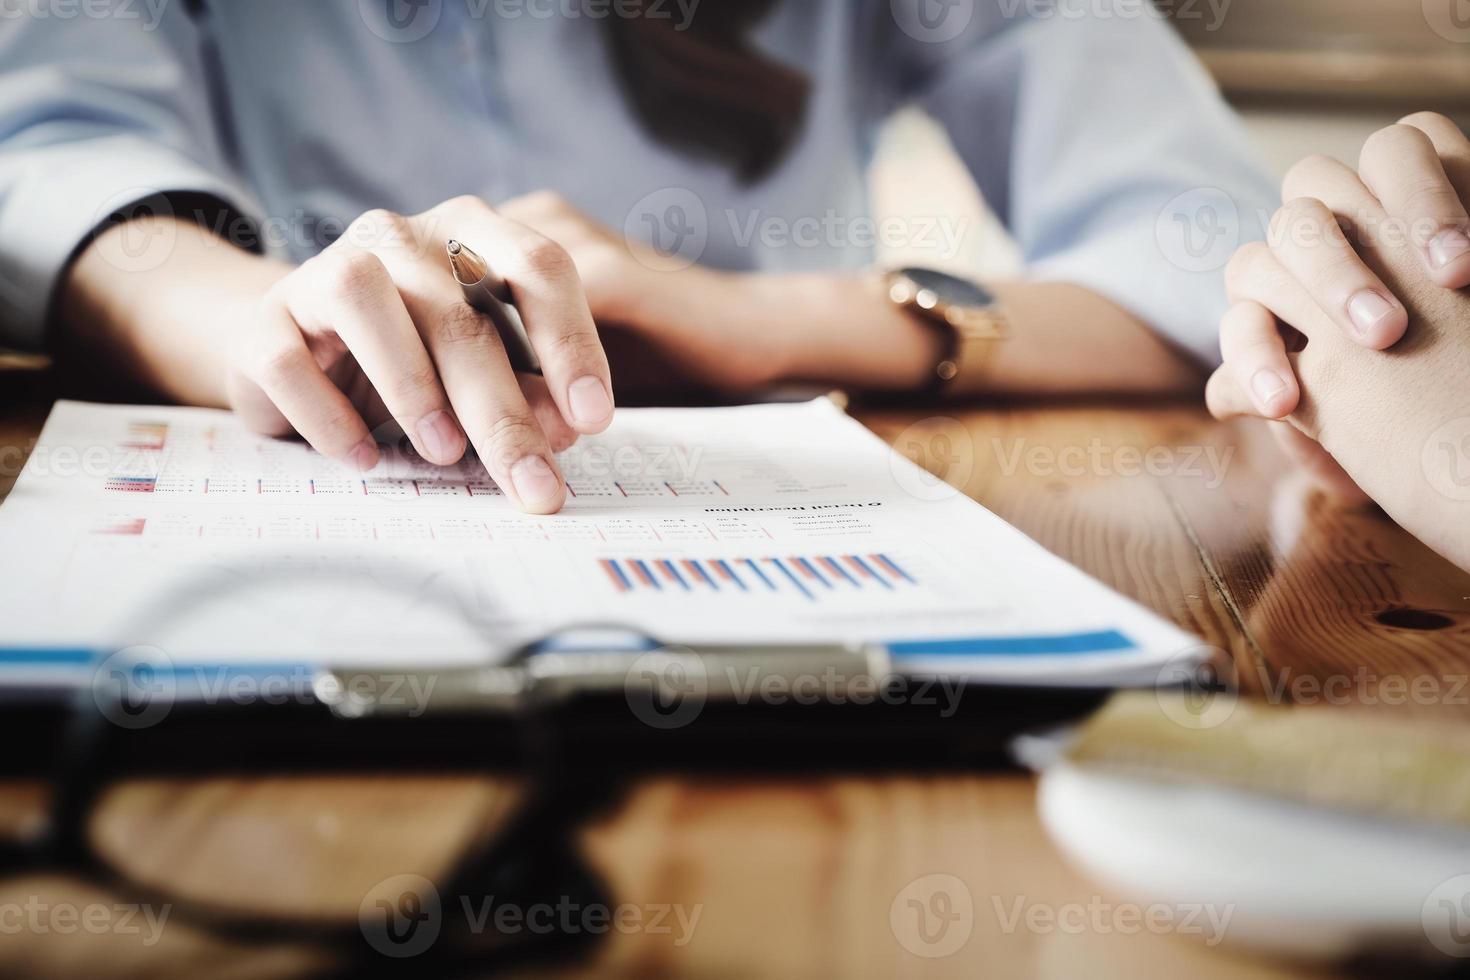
[725,209,969,260]
[91,645,176,730]
[623,648,708,730]
[625,188,708,272]
[891,0,974,43]
[0,897,171,946]
[1423,416,1470,502]
[1423,873,1470,957]
[89,189,179,275]
[990,437,1235,489]
[1156,187,1240,273]
[889,418,972,502]
[359,0,443,43]
[1425,0,1470,43]
[473,0,700,29]
[993,894,1233,945]
[890,874,974,957]
[1154,645,1238,730]
[359,874,443,958]
[993,0,1232,32]
[0,0,170,30]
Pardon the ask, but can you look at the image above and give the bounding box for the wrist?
[763,272,941,389]
[635,266,801,389]
[62,217,289,406]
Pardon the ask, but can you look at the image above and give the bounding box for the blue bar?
[0,648,94,667]
[769,558,814,601]
[848,555,892,590]
[631,559,662,590]
[687,561,718,590]
[743,558,776,590]
[714,559,747,591]
[658,559,690,591]
[876,553,917,584]
[887,630,1136,657]
[822,556,859,587]
[604,559,632,591]
[793,557,832,589]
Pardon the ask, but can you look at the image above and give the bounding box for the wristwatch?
[884,267,1008,393]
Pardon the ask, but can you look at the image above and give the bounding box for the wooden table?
[2,382,1468,979]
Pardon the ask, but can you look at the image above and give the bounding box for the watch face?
[896,267,994,309]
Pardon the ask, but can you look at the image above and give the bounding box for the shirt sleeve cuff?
[0,133,258,350]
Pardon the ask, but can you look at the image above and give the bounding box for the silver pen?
[446,238,542,375]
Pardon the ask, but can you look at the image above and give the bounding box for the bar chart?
[599,554,917,601]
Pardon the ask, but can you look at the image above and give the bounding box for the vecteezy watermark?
[992,894,1234,946]
[0,0,169,30]
[890,0,975,44]
[1184,192,1470,275]
[890,874,975,958]
[996,0,1232,30]
[1156,187,1242,273]
[1423,416,1470,502]
[558,441,706,484]
[87,189,181,275]
[0,897,171,947]
[90,647,440,730]
[622,651,965,730]
[623,649,709,730]
[358,0,703,44]
[1153,653,1470,731]
[91,646,178,731]
[358,0,442,42]
[1250,665,1470,710]
[725,209,970,262]
[624,187,709,272]
[888,420,1237,503]
[358,875,703,958]
[1153,645,1238,730]
[888,417,973,503]
[1423,0,1470,44]
[991,437,1236,489]
[0,438,178,482]
[1423,873,1470,958]
[623,191,973,272]
[478,0,700,28]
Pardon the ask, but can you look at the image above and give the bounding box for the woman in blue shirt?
[0,0,1275,513]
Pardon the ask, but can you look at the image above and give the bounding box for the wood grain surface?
[1,388,1467,979]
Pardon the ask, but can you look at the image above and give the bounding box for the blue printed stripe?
[887,630,1135,657]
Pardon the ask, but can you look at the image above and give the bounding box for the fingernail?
[1429,228,1470,269]
[1346,290,1395,337]
[510,455,562,507]
[415,410,463,464]
[567,376,613,426]
[1250,369,1287,412]
[351,438,379,472]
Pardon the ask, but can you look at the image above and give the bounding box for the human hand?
[1206,113,1470,495]
[224,195,615,514]
[1204,114,1470,568]
[1210,113,1470,398]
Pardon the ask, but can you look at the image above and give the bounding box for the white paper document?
[0,399,1200,688]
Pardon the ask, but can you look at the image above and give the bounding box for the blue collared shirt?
[0,0,1275,362]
